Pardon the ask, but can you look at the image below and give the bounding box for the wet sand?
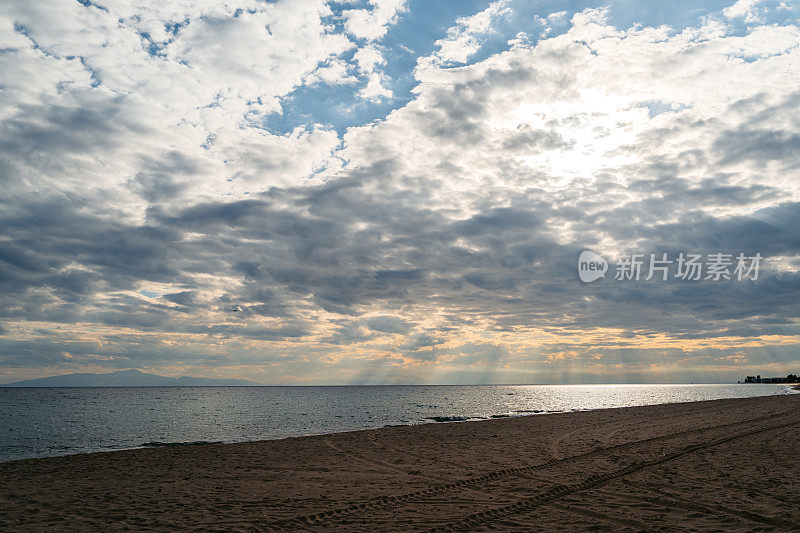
[1,393,799,531]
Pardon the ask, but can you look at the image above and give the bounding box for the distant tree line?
[742,374,799,383]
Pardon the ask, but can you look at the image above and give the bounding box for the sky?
[1,0,799,385]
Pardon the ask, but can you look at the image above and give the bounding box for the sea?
[0,383,796,463]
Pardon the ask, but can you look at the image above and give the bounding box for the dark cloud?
[2,126,800,372]
[2,3,800,380]
[715,128,800,168]
[365,316,413,334]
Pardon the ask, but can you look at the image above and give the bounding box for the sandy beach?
[1,393,799,531]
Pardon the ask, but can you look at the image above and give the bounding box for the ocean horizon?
[1,383,795,463]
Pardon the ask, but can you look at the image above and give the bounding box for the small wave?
[424,416,470,423]
[139,440,222,448]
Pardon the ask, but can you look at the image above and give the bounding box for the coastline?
[2,393,799,531]
[2,382,795,464]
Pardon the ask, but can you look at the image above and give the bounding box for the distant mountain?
[0,368,263,387]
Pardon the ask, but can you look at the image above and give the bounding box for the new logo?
[578,250,608,283]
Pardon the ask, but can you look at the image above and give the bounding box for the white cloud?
[164,4,354,100]
[427,0,512,65]
[0,0,360,210]
[215,125,342,185]
[341,0,407,41]
[347,5,800,211]
[723,0,766,22]
[358,72,393,101]
[534,10,568,37]
[304,58,359,86]
[353,44,386,73]
[352,43,392,104]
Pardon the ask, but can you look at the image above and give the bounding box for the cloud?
[723,0,765,22]
[428,0,512,65]
[353,44,386,73]
[342,0,408,42]
[358,72,394,100]
[164,2,353,99]
[1,1,800,383]
[304,58,359,86]
[365,316,413,334]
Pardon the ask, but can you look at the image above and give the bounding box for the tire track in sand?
[427,418,799,532]
[263,408,794,531]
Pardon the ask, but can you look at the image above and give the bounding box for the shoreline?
[2,393,799,530]
[2,383,798,465]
